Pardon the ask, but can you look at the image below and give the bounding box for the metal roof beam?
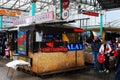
[37,1,51,4]
[15,1,31,9]
[75,0,99,6]
[0,0,11,6]
[24,6,30,11]
[10,0,19,9]
[0,0,10,7]
[37,1,53,11]
[0,7,28,12]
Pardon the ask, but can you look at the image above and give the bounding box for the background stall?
[84,27,119,68]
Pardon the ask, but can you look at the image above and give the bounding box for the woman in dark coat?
[114,39,120,80]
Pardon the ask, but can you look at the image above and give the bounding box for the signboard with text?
[67,43,83,51]
[14,11,54,26]
[40,42,68,52]
[39,42,83,52]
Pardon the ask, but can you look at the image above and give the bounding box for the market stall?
[17,22,85,75]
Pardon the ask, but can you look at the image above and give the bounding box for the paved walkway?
[0,57,116,80]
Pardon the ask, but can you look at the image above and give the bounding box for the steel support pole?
[100,14,103,37]
[60,0,63,20]
[0,16,2,29]
[31,2,36,16]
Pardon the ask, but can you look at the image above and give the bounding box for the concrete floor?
[0,58,116,80]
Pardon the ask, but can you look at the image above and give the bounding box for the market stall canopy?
[19,20,84,33]
[97,0,120,10]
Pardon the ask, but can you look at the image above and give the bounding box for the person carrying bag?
[99,40,112,73]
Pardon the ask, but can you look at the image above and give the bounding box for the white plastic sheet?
[6,60,30,70]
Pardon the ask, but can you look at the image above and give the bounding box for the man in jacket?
[91,36,101,69]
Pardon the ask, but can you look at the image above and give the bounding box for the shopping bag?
[98,54,106,63]
[5,49,9,56]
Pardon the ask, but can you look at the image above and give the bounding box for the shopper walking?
[3,38,10,58]
[8,38,15,59]
[114,39,120,80]
[99,40,112,73]
[91,36,101,69]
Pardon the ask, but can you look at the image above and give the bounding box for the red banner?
[74,28,84,33]
[83,11,99,17]
[40,47,68,52]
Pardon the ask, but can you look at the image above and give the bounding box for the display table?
[6,60,30,80]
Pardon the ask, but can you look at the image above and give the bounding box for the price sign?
[62,10,69,20]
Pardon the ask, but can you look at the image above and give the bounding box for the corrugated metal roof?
[0,0,100,12]
[97,0,120,10]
